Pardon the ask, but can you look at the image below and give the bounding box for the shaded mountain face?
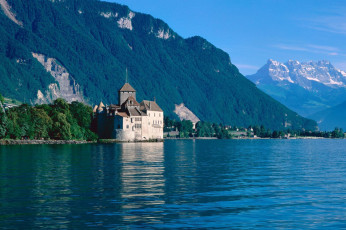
[309,101,346,131]
[247,60,346,116]
[0,0,316,130]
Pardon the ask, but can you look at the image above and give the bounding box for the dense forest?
[0,0,317,130]
[0,97,97,141]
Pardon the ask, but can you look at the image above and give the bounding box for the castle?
[93,82,163,141]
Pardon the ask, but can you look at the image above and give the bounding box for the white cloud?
[307,16,346,35]
[234,64,259,70]
[273,43,342,56]
[300,6,346,35]
[307,44,339,52]
[273,44,308,51]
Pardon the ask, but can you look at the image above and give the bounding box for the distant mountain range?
[0,0,316,130]
[247,59,346,117]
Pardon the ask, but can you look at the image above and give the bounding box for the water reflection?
[2,140,346,228]
[31,146,73,229]
[119,142,165,222]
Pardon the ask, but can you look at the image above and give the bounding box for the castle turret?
[118,83,136,105]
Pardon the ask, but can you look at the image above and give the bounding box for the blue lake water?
[1,139,346,229]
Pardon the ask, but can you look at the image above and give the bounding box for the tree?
[70,101,93,128]
[272,130,279,138]
[331,127,344,138]
[0,93,4,104]
[53,98,70,114]
[31,108,52,139]
[0,113,7,138]
[51,112,72,140]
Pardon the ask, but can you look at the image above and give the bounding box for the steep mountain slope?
[247,60,346,116]
[0,0,316,130]
[309,101,346,131]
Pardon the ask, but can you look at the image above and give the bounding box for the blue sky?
[105,0,346,75]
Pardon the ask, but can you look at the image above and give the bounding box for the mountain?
[247,59,346,117]
[0,0,316,130]
[309,101,346,131]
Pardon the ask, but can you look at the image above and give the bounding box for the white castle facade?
[94,82,163,141]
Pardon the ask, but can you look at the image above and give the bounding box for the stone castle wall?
[115,129,135,142]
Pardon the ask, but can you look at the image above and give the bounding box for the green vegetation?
[0,94,4,104]
[164,117,232,139]
[0,0,317,130]
[164,116,345,139]
[0,99,97,141]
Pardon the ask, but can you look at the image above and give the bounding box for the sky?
[105,0,346,75]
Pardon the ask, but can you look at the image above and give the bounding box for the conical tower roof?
[93,105,98,113]
[119,83,136,92]
[97,101,105,111]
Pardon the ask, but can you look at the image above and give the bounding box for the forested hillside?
[309,101,346,131]
[0,0,317,130]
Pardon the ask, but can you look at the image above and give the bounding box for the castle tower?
[118,83,136,105]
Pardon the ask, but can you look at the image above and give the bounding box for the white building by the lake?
[94,82,163,141]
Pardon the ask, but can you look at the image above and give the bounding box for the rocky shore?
[98,139,164,144]
[0,139,96,145]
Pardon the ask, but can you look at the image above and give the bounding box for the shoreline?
[0,139,96,146]
[0,137,340,146]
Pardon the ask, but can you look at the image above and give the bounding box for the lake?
[1,139,346,229]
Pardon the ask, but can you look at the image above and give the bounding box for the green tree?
[51,112,72,140]
[0,113,7,138]
[31,108,52,139]
[0,93,4,104]
[331,127,344,138]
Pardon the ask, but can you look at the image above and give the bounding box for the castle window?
[126,125,129,129]
[159,113,161,117]
[154,113,155,117]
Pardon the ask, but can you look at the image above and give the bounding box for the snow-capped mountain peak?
[266,59,294,83]
[255,59,346,89]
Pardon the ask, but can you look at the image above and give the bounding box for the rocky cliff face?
[32,53,84,104]
[0,0,22,26]
[174,103,200,124]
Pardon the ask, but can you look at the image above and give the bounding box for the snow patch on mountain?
[117,11,135,30]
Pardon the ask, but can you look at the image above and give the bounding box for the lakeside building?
[94,82,163,141]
